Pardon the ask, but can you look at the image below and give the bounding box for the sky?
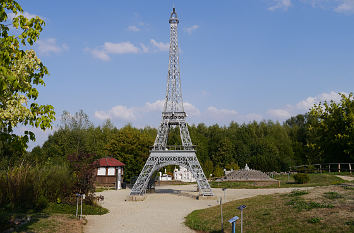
[10,0,354,149]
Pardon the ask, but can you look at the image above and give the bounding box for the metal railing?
[290,163,353,174]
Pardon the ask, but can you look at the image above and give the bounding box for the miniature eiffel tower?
[130,8,213,197]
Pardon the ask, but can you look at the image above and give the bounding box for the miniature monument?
[224,164,275,181]
[129,8,213,198]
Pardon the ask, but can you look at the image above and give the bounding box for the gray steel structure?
[130,8,213,197]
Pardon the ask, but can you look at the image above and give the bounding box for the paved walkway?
[336,175,354,181]
[84,185,312,233]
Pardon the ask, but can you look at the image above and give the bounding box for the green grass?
[44,202,108,215]
[308,217,321,224]
[185,186,354,233]
[288,190,309,197]
[286,198,334,211]
[95,187,116,192]
[323,192,343,199]
[0,202,108,232]
[210,174,347,189]
[210,181,279,189]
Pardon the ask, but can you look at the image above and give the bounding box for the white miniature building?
[224,168,234,176]
[159,169,172,181]
[173,166,196,182]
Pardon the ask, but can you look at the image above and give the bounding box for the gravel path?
[84,185,312,233]
[336,175,354,181]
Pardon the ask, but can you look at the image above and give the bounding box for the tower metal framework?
[130,8,213,197]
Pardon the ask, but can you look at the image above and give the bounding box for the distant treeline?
[2,93,353,182]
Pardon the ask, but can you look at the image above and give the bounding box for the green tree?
[307,92,354,163]
[213,165,224,177]
[202,159,214,178]
[0,1,55,158]
[105,125,154,182]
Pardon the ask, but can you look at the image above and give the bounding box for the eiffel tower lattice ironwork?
[130,8,213,197]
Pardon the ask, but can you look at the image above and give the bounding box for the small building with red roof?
[93,157,125,189]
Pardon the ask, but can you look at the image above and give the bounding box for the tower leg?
[187,154,213,196]
[130,156,158,196]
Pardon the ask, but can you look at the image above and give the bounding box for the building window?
[107,167,115,176]
[97,167,106,176]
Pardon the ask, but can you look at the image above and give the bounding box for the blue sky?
[11,0,354,148]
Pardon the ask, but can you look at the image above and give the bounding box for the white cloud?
[85,48,110,61]
[184,25,199,34]
[184,102,201,116]
[334,0,354,13]
[267,91,347,120]
[86,38,170,60]
[243,113,264,122]
[128,25,140,32]
[140,43,149,53]
[268,0,292,11]
[295,91,344,111]
[95,105,136,121]
[290,0,354,14]
[86,41,140,61]
[144,100,165,112]
[267,109,291,119]
[110,105,136,120]
[150,39,169,51]
[95,100,201,122]
[37,38,68,55]
[207,106,238,116]
[94,111,111,120]
[104,42,139,54]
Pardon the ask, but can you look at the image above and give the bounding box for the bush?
[0,163,73,210]
[293,173,310,184]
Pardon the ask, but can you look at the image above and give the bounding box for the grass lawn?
[210,173,348,189]
[185,185,354,233]
[95,187,116,192]
[0,202,108,232]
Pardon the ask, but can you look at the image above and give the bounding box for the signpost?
[228,216,239,233]
[222,188,227,202]
[75,193,85,219]
[219,197,223,232]
[237,205,247,233]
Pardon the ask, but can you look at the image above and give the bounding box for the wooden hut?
[93,157,125,189]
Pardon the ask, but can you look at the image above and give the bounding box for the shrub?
[293,173,310,184]
[0,163,73,210]
[67,153,97,195]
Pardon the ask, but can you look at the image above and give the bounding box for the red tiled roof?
[94,157,125,167]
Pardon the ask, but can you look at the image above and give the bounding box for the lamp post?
[237,205,247,233]
[228,216,239,233]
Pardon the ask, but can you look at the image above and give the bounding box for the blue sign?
[228,216,239,223]
[237,205,247,210]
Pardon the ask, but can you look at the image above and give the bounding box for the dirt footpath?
[84,185,312,233]
[336,175,354,181]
